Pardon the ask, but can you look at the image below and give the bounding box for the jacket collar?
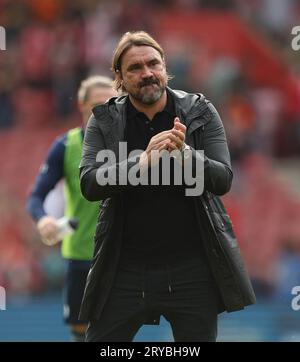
[92,86,213,148]
[167,87,212,128]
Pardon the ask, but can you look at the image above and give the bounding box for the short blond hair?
[77,75,113,103]
[111,31,167,92]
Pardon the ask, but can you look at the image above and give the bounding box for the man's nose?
[141,66,153,78]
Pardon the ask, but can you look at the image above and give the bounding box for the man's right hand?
[139,129,182,170]
[37,216,59,246]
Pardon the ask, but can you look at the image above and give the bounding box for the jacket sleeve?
[27,135,65,221]
[192,102,233,196]
[80,115,140,201]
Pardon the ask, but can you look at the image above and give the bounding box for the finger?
[171,129,185,141]
[157,138,171,149]
[150,139,170,157]
[167,133,183,149]
[149,128,184,151]
[151,129,173,141]
[148,139,169,157]
[149,131,174,149]
[174,121,186,133]
[167,142,178,151]
[158,143,170,154]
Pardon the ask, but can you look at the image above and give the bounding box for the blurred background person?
[27,75,117,341]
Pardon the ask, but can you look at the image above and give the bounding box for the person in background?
[27,76,117,342]
[79,31,255,342]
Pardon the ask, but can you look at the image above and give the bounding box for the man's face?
[80,86,117,123]
[118,45,168,105]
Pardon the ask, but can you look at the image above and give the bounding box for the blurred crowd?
[0,0,300,301]
[1,0,300,152]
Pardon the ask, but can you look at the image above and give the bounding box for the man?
[27,76,117,342]
[79,31,256,342]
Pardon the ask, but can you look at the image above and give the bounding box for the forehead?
[121,45,163,68]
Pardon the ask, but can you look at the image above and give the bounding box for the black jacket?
[79,88,256,320]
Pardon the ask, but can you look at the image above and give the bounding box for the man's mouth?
[140,79,159,88]
[141,83,158,88]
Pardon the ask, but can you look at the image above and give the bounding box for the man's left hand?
[167,117,186,151]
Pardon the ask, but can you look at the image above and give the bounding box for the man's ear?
[116,70,123,83]
[115,70,124,92]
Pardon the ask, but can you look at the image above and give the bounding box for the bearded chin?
[140,89,163,104]
[133,85,165,105]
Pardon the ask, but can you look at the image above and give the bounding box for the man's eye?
[128,65,140,71]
